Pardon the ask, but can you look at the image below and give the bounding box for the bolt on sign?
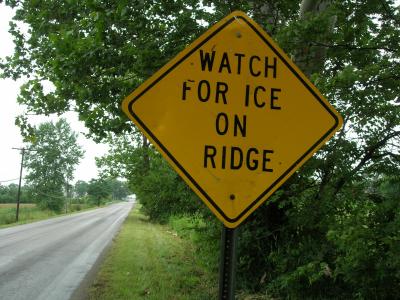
[122,11,343,228]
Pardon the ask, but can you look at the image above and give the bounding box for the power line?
[0,178,22,183]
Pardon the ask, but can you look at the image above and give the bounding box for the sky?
[0,6,109,185]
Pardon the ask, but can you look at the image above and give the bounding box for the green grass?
[0,203,58,227]
[0,202,102,228]
[89,207,217,300]
[0,203,36,208]
[168,214,221,272]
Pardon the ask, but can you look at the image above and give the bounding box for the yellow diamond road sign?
[122,11,343,228]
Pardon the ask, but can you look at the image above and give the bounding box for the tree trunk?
[295,0,334,77]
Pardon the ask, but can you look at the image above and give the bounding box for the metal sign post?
[219,226,238,300]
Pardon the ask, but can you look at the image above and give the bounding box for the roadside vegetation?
[0,176,131,227]
[0,203,53,227]
[89,206,217,300]
[2,0,399,298]
[0,203,88,228]
[0,118,131,227]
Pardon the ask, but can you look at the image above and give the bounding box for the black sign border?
[128,15,340,224]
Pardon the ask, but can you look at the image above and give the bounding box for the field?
[0,203,95,227]
[0,203,59,226]
[0,203,57,227]
[0,203,36,209]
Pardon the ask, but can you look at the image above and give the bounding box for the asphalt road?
[0,201,133,300]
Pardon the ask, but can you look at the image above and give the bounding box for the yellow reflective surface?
[122,11,342,228]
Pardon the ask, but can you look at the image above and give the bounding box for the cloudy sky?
[0,5,109,185]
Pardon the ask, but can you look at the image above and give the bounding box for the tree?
[24,118,84,211]
[87,178,112,206]
[74,180,89,198]
[107,178,130,200]
[1,0,209,141]
[0,183,30,203]
[97,134,207,221]
[2,1,400,298]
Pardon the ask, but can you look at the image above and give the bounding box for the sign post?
[219,227,238,300]
[122,11,343,299]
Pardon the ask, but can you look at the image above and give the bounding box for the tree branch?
[309,41,398,53]
[379,0,400,26]
[371,151,400,161]
[333,130,400,194]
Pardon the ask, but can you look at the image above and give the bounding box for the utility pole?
[12,147,25,222]
[12,147,35,222]
[65,181,69,214]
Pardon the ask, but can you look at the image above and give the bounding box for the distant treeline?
[0,178,131,205]
[0,183,31,203]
